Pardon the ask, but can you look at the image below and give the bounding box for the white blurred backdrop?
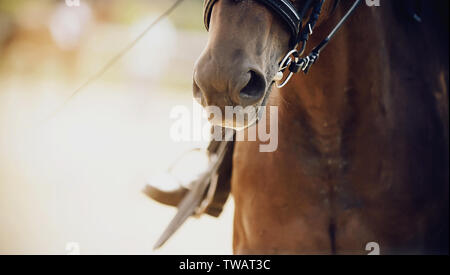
[0,0,233,255]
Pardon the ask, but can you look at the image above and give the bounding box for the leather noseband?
[204,0,303,48]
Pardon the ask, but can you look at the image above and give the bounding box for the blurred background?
[0,0,233,254]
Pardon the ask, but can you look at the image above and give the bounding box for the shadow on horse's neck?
[277,0,447,119]
[273,0,447,157]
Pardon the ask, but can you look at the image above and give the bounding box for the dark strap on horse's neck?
[297,0,326,54]
[290,0,362,74]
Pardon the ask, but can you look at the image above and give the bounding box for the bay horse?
[193,0,449,254]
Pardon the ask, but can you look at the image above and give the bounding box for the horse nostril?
[239,70,266,103]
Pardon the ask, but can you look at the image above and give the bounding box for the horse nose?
[193,58,266,107]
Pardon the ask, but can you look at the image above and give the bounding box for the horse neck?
[272,1,448,181]
[276,1,447,138]
[275,2,379,139]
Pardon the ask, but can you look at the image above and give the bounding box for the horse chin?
[202,85,272,131]
[222,116,259,131]
[207,103,265,131]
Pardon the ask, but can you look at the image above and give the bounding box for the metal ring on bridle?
[276,49,299,88]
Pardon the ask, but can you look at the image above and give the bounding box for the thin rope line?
[46,0,185,120]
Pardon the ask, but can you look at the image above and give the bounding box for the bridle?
[203,0,362,88]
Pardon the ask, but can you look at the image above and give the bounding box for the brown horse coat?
[194,0,449,254]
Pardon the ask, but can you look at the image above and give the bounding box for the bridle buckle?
[275,0,362,88]
[276,49,300,88]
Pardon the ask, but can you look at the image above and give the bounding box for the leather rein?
[203,0,362,88]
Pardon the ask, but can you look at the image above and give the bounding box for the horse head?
[193,0,300,129]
